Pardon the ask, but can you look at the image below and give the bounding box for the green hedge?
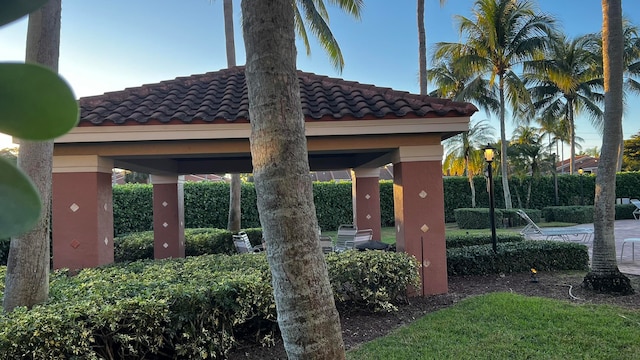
[446,234,524,248]
[453,208,541,229]
[446,240,590,276]
[110,172,640,235]
[0,251,420,357]
[114,228,265,262]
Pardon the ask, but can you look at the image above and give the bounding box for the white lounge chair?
[516,210,593,242]
[319,235,334,254]
[353,229,373,248]
[631,199,640,220]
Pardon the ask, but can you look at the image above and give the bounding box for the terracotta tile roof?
[79,66,477,126]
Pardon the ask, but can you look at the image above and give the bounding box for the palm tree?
[443,119,495,207]
[583,0,633,294]
[434,0,557,209]
[4,0,61,312]
[508,125,546,208]
[524,33,603,175]
[242,0,363,357]
[222,0,243,233]
[418,0,447,94]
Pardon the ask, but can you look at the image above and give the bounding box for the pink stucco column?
[151,175,185,259]
[52,155,114,270]
[351,168,382,241]
[393,145,447,296]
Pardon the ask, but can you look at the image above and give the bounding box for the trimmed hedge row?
[0,251,419,358]
[112,173,640,235]
[446,233,524,248]
[454,208,542,229]
[447,240,590,276]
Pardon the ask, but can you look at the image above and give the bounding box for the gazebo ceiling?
[54,66,477,175]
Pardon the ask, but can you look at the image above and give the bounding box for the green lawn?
[347,292,640,360]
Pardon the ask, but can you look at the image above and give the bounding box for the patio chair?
[334,224,358,252]
[631,199,640,220]
[319,235,334,254]
[232,231,263,253]
[516,210,593,242]
[353,228,374,248]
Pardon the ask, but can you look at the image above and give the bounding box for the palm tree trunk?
[568,99,575,175]
[465,155,476,207]
[223,0,242,233]
[417,0,427,95]
[583,0,633,294]
[498,74,513,209]
[241,0,346,357]
[3,0,61,312]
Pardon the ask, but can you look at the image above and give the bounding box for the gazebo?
[52,66,477,295]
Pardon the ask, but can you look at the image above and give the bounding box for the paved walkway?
[535,219,640,276]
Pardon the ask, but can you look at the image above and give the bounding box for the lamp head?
[483,144,496,163]
[578,168,584,175]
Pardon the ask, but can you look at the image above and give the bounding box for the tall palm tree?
[418,0,447,95]
[222,0,243,233]
[4,0,61,312]
[242,0,363,357]
[434,0,557,209]
[224,0,364,232]
[583,0,633,294]
[524,33,603,175]
[443,119,495,207]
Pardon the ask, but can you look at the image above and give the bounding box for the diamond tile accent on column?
[163,222,169,228]
[162,201,168,207]
[70,240,80,249]
[419,190,428,199]
[397,225,401,233]
[163,243,169,249]
[104,237,109,246]
[366,214,372,220]
[423,260,431,268]
[70,203,80,212]
[420,224,430,233]
[104,203,108,211]
[365,194,371,200]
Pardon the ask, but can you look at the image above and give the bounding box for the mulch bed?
[227,271,640,360]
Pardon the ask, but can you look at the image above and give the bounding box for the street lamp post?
[484,144,498,254]
[578,167,584,205]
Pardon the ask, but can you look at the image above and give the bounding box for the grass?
[347,292,640,360]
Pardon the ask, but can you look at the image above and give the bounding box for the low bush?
[542,206,593,223]
[454,208,542,229]
[446,233,524,248]
[326,250,421,312]
[0,250,420,357]
[0,238,9,266]
[114,228,265,262]
[615,203,637,220]
[446,240,589,276]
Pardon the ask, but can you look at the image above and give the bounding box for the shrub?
[0,238,9,266]
[446,233,524,248]
[446,240,589,276]
[326,250,421,312]
[542,206,593,224]
[615,203,637,220]
[454,208,505,229]
[0,250,421,357]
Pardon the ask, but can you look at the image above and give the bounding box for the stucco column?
[351,168,382,241]
[393,145,447,296]
[52,155,114,270]
[151,175,185,259]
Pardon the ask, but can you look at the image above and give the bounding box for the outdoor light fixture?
[483,144,498,254]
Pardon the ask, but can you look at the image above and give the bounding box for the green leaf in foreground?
[0,0,48,27]
[0,157,41,238]
[0,62,78,140]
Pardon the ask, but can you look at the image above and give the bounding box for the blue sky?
[1,0,639,158]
